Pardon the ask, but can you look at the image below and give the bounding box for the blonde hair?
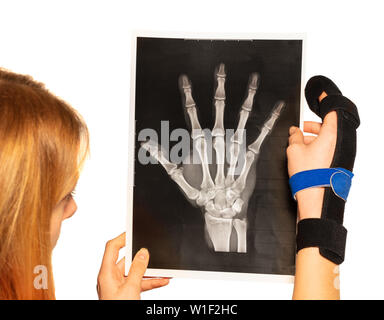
[0,68,89,299]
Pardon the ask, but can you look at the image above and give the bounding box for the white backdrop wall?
[0,0,382,299]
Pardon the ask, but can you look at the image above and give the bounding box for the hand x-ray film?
[126,32,304,281]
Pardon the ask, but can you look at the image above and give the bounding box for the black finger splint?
[297,75,360,264]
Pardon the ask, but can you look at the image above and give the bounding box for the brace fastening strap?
[296,218,347,264]
[289,168,354,201]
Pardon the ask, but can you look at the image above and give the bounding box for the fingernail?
[137,248,148,260]
[289,126,296,134]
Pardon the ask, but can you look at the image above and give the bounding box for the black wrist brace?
[297,75,360,264]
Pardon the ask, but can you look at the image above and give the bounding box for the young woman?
[0,68,169,299]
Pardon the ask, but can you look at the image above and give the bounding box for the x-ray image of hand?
[141,63,285,253]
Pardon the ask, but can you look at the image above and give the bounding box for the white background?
[0,0,382,299]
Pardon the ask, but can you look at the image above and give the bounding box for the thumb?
[288,126,304,145]
[320,111,338,136]
[125,248,149,289]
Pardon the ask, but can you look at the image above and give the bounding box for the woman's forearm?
[293,247,339,300]
[292,188,340,300]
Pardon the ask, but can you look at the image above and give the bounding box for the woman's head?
[0,68,89,299]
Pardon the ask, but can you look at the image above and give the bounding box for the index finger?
[303,121,322,135]
[178,74,203,139]
[101,232,126,271]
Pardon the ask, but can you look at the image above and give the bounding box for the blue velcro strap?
[289,168,354,201]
